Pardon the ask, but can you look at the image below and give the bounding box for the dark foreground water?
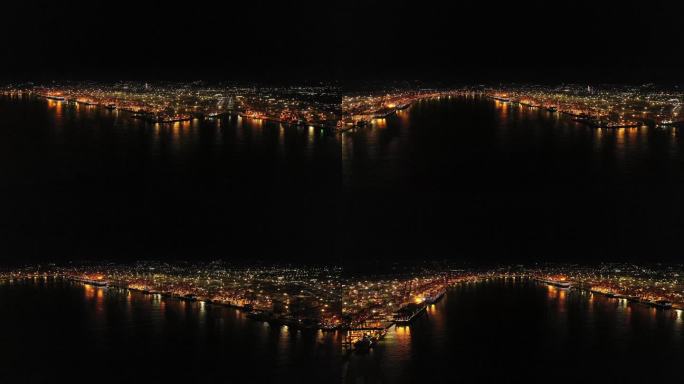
[345,278,684,383]
[0,278,343,383]
[1,278,682,383]
[3,92,684,381]
[4,94,684,264]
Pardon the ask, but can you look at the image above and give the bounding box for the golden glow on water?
[315,329,326,343]
[475,98,672,173]
[618,298,628,309]
[278,124,285,154]
[500,102,508,119]
[372,118,387,128]
[395,325,411,340]
[84,284,95,300]
[427,304,437,315]
[172,121,181,136]
[595,127,603,139]
[54,100,63,120]
[6,275,684,382]
[11,95,684,349]
[547,285,557,299]
[650,307,658,320]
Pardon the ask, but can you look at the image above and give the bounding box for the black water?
[345,278,684,383]
[3,94,684,265]
[0,278,343,382]
[0,94,342,262]
[1,278,682,383]
[3,93,684,382]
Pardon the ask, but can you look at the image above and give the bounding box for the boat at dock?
[246,310,270,321]
[68,276,109,287]
[394,303,427,324]
[654,300,673,309]
[641,299,673,309]
[373,110,395,119]
[423,288,446,304]
[353,335,373,353]
[536,277,571,289]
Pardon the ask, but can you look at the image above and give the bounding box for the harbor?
[20,84,340,130]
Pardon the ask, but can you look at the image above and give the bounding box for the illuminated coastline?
[2,82,340,128]
[486,84,684,128]
[5,82,683,131]
[4,262,684,352]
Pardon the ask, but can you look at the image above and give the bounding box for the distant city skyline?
[5,81,683,130]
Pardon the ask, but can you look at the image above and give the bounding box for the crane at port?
[400,279,414,306]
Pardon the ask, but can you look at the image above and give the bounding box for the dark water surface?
[3,94,684,263]
[0,278,343,382]
[345,278,684,383]
[1,278,682,383]
[0,94,343,262]
[3,93,684,381]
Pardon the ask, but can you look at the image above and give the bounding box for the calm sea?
[2,94,684,264]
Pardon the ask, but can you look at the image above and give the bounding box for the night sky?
[3,0,684,83]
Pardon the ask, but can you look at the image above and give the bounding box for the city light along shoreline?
[2,89,337,130]
[47,274,684,353]
[32,92,334,129]
[3,266,684,355]
[8,83,684,132]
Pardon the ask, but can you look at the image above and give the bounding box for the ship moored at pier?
[423,288,446,304]
[394,303,427,324]
[535,277,572,289]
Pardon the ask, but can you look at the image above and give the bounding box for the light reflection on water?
[0,278,343,382]
[5,93,684,381]
[12,93,684,209]
[488,100,682,170]
[345,278,684,383]
[1,276,684,382]
[13,93,684,191]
